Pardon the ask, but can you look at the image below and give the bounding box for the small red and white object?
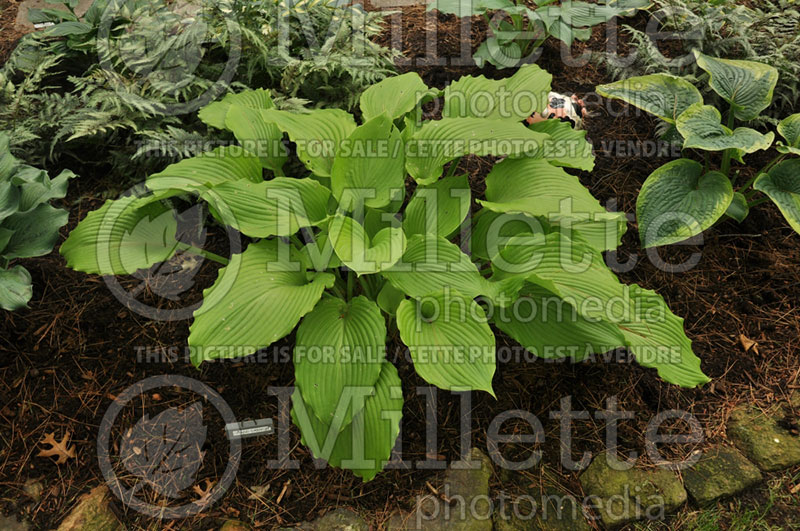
[527,91,586,129]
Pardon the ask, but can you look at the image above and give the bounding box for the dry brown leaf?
[739,334,759,354]
[192,478,215,507]
[37,431,77,464]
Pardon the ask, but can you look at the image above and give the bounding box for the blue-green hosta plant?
[60,65,709,481]
[428,0,650,69]
[598,51,800,247]
[0,133,73,310]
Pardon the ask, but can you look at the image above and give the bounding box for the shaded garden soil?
[2,4,800,530]
[0,0,23,64]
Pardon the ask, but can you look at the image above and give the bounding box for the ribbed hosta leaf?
[636,159,733,248]
[294,296,386,427]
[198,88,275,129]
[360,72,433,122]
[12,167,74,213]
[224,104,288,173]
[292,361,403,482]
[776,113,800,155]
[471,210,544,261]
[0,265,33,311]
[493,283,625,360]
[403,174,470,238]
[376,282,405,315]
[493,233,709,387]
[188,239,335,365]
[596,74,703,123]
[528,119,595,171]
[443,64,552,120]
[676,104,774,153]
[405,118,549,185]
[259,109,357,177]
[725,192,750,223]
[331,115,405,210]
[201,178,330,238]
[146,147,262,196]
[328,215,406,275]
[2,204,68,260]
[694,51,778,121]
[754,159,800,234]
[396,290,496,395]
[60,197,178,275]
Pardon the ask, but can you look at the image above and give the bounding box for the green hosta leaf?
[146,147,262,196]
[636,159,733,248]
[0,181,20,223]
[198,88,276,129]
[776,113,800,155]
[528,119,595,171]
[403,174,470,238]
[201,178,330,238]
[224,104,288,173]
[396,290,496,395]
[331,115,405,211]
[694,51,778,121]
[294,296,386,427]
[376,282,405,315]
[297,231,341,271]
[754,159,800,234]
[493,283,626,361]
[405,118,549,185]
[443,64,552,120]
[12,167,75,213]
[328,215,406,275]
[1,204,68,260]
[596,74,703,123]
[676,104,774,153]
[471,210,545,261]
[259,109,357,178]
[0,265,33,311]
[726,192,749,223]
[60,197,178,275]
[292,361,403,482]
[360,72,433,122]
[427,0,505,16]
[188,239,335,364]
[473,38,523,70]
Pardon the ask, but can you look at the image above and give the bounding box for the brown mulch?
[0,0,23,65]
[1,4,800,530]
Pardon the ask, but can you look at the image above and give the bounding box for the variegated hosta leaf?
[291,361,403,482]
[188,239,335,365]
[694,51,779,121]
[294,296,386,427]
[359,72,434,123]
[60,197,178,275]
[146,146,263,197]
[328,215,406,275]
[493,232,709,387]
[725,192,750,223]
[478,158,627,250]
[330,115,405,211]
[259,108,357,177]
[396,290,496,395]
[198,88,276,129]
[776,113,800,155]
[636,159,733,248]
[754,159,800,234]
[0,265,33,311]
[224,104,288,173]
[596,73,703,123]
[527,118,595,171]
[442,64,552,120]
[676,103,774,153]
[405,118,549,185]
[200,178,331,238]
[403,174,470,238]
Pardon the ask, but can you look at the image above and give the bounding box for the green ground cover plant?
[598,51,800,248]
[0,133,73,310]
[60,66,709,481]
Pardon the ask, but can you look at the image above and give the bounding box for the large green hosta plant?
[0,133,73,310]
[598,51,800,247]
[61,66,708,481]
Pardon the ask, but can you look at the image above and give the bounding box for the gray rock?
[579,453,686,528]
[300,508,368,531]
[493,485,591,531]
[55,485,123,531]
[0,514,30,531]
[219,520,252,531]
[388,448,493,531]
[683,447,762,505]
[727,405,800,471]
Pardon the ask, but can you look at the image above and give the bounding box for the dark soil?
[0,0,23,64]
[2,4,800,531]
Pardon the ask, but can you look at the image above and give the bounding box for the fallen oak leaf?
[37,431,77,464]
[192,478,216,508]
[739,334,760,354]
